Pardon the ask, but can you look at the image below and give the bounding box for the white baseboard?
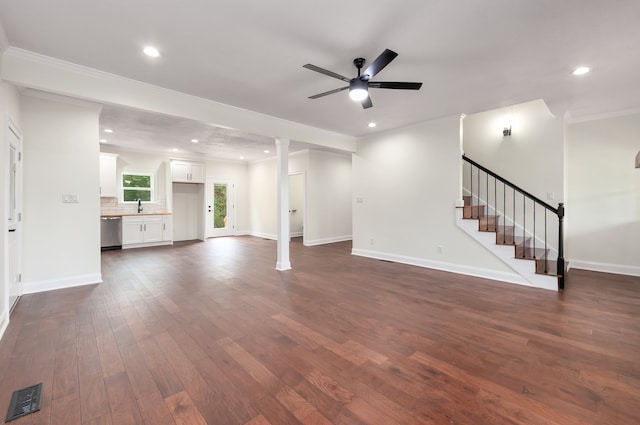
[248,231,277,240]
[290,231,303,238]
[568,260,640,277]
[0,310,8,342]
[304,235,352,247]
[351,248,539,288]
[22,273,102,295]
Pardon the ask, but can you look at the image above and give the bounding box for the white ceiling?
[98,104,317,162]
[2,1,640,159]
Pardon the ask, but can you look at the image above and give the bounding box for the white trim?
[351,248,536,288]
[276,261,291,271]
[0,310,8,342]
[122,241,172,250]
[568,260,640,278]
[21,273,102,295]
[304,235,352,247]
[567,106,640,124]
[249,231,277,240]
[290,231,304,238]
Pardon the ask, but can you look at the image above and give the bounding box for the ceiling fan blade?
[308,86,349,99]
[363,49,398,79]
[361,96,373,109]
[303,64,351,82]
[368,81,423,90]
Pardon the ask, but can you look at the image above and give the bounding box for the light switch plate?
[62,193,79,203]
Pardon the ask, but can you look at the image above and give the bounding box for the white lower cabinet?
[122,215,172,249]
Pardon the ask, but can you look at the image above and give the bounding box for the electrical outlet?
[547,192,555,201]
[370,238,374,246]
[437,245,443,254]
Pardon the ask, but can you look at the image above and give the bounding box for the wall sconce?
[635,150,640,168]
[503,125,512,137]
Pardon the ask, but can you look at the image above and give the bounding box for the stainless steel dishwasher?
[100,216,122,250]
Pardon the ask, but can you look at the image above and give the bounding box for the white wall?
[205,159,249,234]
[248,158,277,239]
[566,113,640,276]
[21,93,101,293]
[0,80,21,337]
[463,99,565,203]
[353,115,512,279]
[305,150,352,245]
[247,150,353,244]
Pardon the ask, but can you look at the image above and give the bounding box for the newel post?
[557,203,565,291]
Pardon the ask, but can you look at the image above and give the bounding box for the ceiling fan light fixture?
[349,79,369,101]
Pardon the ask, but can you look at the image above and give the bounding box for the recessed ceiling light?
[143,46,160,57]
[99,139,107,143]
[103,128,114,133]
[240,156,245,160]
[172,148,179,152]
[264,150,270,154]
[191,139,199,143]
[572,66,590,76]
[368,122,377,128]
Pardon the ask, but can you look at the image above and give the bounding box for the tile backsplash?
[101,197,168,215]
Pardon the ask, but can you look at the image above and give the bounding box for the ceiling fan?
[303,48,422,109]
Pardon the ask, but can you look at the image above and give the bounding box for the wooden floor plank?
[0,237,638,425]
[164,390,208,425]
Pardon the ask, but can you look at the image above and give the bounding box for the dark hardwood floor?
[1,236,639,424]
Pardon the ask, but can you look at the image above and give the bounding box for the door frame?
[205,178,235,238]
[3,116,23,314]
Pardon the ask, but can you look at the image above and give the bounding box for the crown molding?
[566,106,640,124]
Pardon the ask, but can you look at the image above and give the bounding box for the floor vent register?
[5,383,42,422]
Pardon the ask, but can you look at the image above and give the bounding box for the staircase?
[457,155,566,291]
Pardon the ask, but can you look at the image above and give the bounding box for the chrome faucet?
[137,199,143,213]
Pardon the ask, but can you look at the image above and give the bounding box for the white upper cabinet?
[99,153,118,197]
[171,160,205,183]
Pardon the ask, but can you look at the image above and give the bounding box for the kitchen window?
[122,173,154,202]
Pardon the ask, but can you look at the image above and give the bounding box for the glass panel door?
[206,179,234,238]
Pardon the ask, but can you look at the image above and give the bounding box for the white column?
[275,138,291,271]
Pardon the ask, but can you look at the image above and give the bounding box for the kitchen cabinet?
[99,153,118,197]
[171,160,205,183]
[122,215,172,248]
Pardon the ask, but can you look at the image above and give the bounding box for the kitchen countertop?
[101,212,172,217]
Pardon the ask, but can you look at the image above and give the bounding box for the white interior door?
[5,122,22,312]
[206,179,235,238]
[289,173,305,239]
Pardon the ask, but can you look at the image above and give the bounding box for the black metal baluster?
[477,166,480,218]
[533,203,536,258]
[485,171,489,230]
[470,164,473,218]
[522,193,526,258]
[494,176,497,232]
[513,187,515,246]
[503,183,506,243]
[544,209,548,273]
